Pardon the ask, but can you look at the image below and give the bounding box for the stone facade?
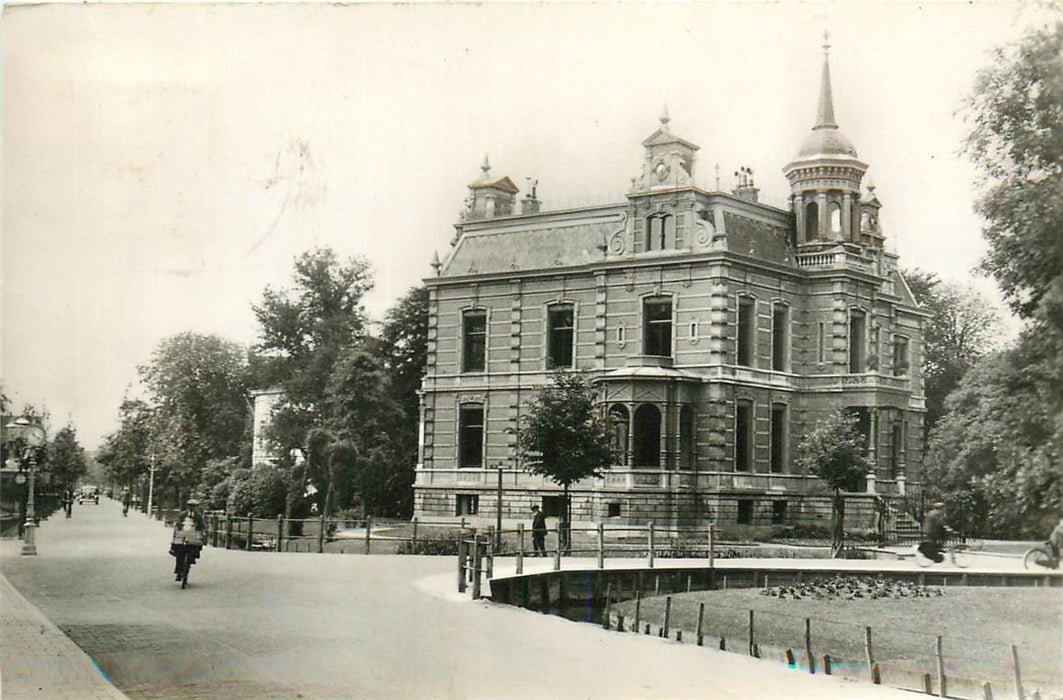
[414,47,926,530]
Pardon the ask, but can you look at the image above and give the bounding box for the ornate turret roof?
[794,36,859,160]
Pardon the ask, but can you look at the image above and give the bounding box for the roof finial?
[480,153,491,179]
[814,32,838,130]
[660,102,671,132]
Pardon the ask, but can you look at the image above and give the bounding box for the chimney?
[521,178,541,215]
[732,166,760,203]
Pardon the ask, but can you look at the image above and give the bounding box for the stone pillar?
[817,193,829,241]
[626,403,635,468]
[842,193,852,240]
[866,407,879,493]
[794,194,806,244]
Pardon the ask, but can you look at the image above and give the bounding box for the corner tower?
[783,35,868,245]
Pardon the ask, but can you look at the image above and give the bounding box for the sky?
[1,1,1054,449]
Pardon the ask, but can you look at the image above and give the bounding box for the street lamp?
[5,417,47,556]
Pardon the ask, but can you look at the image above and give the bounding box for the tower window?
[771,305,789,371]
[633,404,662,467]
[643,297,672,357]
[805,201,819,240]
[849,310,867,373]
[462,310,487,373]
[829,202,842,235]
[458,404,484,469]
[547,303,574,368]
[735,401,753,472]
[737,297,755,367]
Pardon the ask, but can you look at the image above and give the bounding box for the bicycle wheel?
[1024,546,1055,571]
[181,562,190,589]
[912,544,933,568]
[949,546,970,568]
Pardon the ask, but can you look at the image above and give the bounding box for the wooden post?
[412,517,418,549]
[936,636,947,698]
[748,610,755,656]
[1012,644,1024,700]
[486,527,494,579]
[805,618,815,674]
[923,673,933,694]
[364,516,372,555]
[471,535,482,600]
[457,538,468,593]
[276,515,284,552]
[317,514,325,554]
[602,582,612,629]
[616,613,625,633]
[662,596,671,639]
[720,636,727,651]
[866,626,881,684]
[553,522,562,571]
[823,654,832,675]
[516,523,524,575]
[246,514,254,551]
[648,521,656,568]
[708,521,715,568]
[597,523,605,569]
[982,681,994,700]
[654,575,660,598]
[676,630,682,643]
[225,513,233,549]
[696,602,705,646]
[633,589,641,633]
[785,649,796,668]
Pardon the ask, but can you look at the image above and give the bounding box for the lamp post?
[5,417,47,556]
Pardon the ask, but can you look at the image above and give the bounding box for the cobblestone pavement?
[1,500,920,699]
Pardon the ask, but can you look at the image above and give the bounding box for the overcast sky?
[2,1,1053,448]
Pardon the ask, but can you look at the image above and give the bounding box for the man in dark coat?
[531,504,547,557]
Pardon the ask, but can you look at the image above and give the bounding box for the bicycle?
[1023,544,1060,571]
[913,540,970,568]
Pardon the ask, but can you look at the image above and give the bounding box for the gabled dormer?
[632,106,699,193]
[463,154,519,221]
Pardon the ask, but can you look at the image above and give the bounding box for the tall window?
[737,297,755,367]
[458,405,484,468]
[805,201,819,240]
[770,404,787,474]
[609,404,629,466]
[829,202,842,235]
[737,499,754,525]
[890,422,902,478]
[679,405,695,470]
[633,404,661,467]
[771,305,789,371]
[646,215,674,251]
[848,310,866,373]
[547,304,574,368]
[818,322,827,364]
[735,401,753,472]
[893,335,910,377]
[643,297,673,357]
[462,310,487,373]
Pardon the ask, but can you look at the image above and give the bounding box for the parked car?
[77,486,99,504]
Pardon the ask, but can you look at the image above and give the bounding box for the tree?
[138,332,252,502]
[97,398,153,492]
[47,425,88,491]
[796,410,869,558]
[380,286,429,427]
[903,269,1001,431]
[516,372,615,549]
[964,20,1063,328]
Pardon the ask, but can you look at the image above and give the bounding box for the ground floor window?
[737,499,754,525]
[455,494,479,516]
[541,495,567,519]
[607,502,621,518]
[772,500,787,524]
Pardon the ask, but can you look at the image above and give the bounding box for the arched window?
[829,202,842,235]
[805,201,819,240]
[679,405,695,470]
[609,404,629,466]
[633,404,661,467]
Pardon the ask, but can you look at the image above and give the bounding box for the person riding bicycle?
[918,501,948,563]
[121,488,131,516]
[1047,515,1063,561]
[170,499,206,582]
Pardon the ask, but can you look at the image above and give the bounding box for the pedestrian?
[531,504,547,557]
[61,488,74,517]
[918,501,947,563]
[121,488,131,516]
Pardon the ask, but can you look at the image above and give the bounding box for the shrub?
[395,530,466,556]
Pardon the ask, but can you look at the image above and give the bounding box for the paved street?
[2,500,924,699]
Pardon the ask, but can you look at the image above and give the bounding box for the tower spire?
[480,153,491,180]
[659,102,670,132]
[815,31,837,130]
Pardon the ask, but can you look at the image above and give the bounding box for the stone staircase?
[884,502,922,544]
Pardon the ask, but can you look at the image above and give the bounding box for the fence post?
[317,514,325,554]
[246,514,254,551]
[866,626,881,684]
[471,535,482,600]
[457,538,468,593]
[696,602,705,646]
[553,523,562,571]
[748,610,755,656]
[708,522,715,569]
[516,523,524,575]
[936,636,947,698]
[597,523,605,569]
[805,618,815,674]
[662,596,671,639]
[365,516,372,555]
[633,589,641,634]
[411,517,418,550]
[602,582,612,629]
[225,513,233,549]
[277,515,284,552]
[982,681,994,700]
[486,527,494,579]
[823,654,832,675]
[1011,644,1024,700]
[648,521,655,569]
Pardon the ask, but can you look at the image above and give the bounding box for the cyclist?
[121,488,131,516]
[917,501,948,563]
[1047,515,1063,561]
[170,499,206,582]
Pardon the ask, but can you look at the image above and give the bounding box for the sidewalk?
[0,554,128,700]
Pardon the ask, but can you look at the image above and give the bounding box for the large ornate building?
[413,45,926,529]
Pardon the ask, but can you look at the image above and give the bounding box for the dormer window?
[645,214,675,251]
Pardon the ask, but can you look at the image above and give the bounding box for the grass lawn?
[616,586,1062,696]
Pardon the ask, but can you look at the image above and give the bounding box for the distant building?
[414,44,926,529]
[250,387,284,466]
